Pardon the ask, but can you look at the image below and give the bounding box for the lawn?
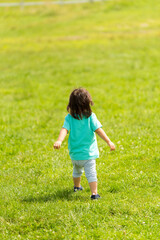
[0,0,160,239]
[0,0,77,3]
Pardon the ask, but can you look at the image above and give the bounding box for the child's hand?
[54,141,62,149]
[109,142,115,151]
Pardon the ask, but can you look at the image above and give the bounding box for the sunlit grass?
[0,0,160,239]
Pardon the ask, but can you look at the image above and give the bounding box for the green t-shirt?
[62,113,102,160]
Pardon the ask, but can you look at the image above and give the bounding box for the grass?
[0,0,77,3]
[0,0,160,239]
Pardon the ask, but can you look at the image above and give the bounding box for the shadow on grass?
[21,188,87,203]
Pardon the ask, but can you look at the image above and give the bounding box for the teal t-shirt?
[62,113,102,160]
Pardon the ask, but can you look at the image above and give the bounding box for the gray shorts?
[71,159,97,183]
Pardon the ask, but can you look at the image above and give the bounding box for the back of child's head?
[67,88,94,120]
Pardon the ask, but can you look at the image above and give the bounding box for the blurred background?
[0,0,102,7]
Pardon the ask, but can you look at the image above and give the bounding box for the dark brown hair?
[67,88,94,120]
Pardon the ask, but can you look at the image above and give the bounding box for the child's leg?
[72,160,83,187]
[73,177,81,188]
[89,182,97,195]
[84,160,98,195]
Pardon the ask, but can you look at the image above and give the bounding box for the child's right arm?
[54,128,68,149]
[95,128,115,151]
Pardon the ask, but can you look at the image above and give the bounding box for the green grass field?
[0,0,160,239]
[0,0,74,3]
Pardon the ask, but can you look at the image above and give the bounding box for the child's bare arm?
[54,128,68,149]
[95,128,115,151]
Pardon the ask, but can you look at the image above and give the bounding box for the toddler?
[54,88,115,200]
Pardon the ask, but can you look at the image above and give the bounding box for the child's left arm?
[54,128,68,149]
[95,128,115,151]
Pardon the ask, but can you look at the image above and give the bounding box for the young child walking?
[54,88,115,200]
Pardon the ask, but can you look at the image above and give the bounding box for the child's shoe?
[91,194,101,200]
[74,186,83,192]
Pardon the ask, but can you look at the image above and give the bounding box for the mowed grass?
[0,0,160,239]
[0,0,87,2]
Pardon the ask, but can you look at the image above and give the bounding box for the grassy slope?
[0,0,73,3]
[0,0,160,239]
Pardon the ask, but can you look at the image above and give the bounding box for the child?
[54,88,115,200]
